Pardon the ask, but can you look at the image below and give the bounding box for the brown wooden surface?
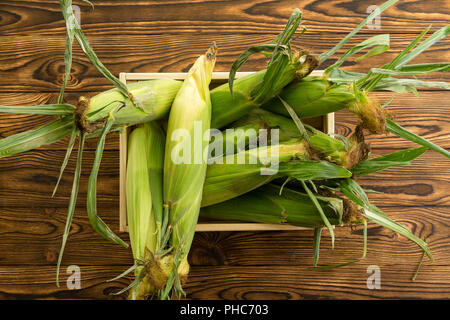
[0,0,449,300]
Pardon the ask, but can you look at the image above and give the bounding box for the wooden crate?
[119,71,333,233]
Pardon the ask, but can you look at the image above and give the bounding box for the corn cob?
[225,108,369,169]
[160,44,217,298]
[201,184,348,228]
[77,79,182,132]
[202,138,353,207]
[126,122,166,263]
[127,125,156,262]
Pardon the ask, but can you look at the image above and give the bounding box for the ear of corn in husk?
[202,138,353,207]
[201,184,347,228]
[160,44,217,298]
[126,123,165,262]
[77,79,182,132]
[222,109,369,169]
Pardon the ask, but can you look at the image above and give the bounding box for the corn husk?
[202,138,352,207]
[77,79,182,132]
[224,109,369,169]
[126,122,165,262]
[126,125,157,262]
[161,45,216,298]
[201,184,346,228]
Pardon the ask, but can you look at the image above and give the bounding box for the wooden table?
[0,0,448,299]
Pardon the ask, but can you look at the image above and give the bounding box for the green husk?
[202,139,352,207]
[87,115,128,247]
[80,79,183,131]
[126,124,157,261]
[263,78,357,119]
[225,109,368,169]
[126,122,168,300]
[161,45,216,299]
[0,117,75,158]
[200,184,344,228]
[352,146,428,176]
[56,131,85,287]
[0,104,75,116]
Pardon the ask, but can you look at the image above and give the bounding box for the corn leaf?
[0,117,74,158]
[398,63,450,73]
[376,78,450,92]
[319,0,399,63]
[278,95,310,143]
[0,104,75,116]
[395,25,450,69]
[328,68,450,91]
[87,117,128,247]
[352,147,428,176]
[82,0,94,8]
[313,227,322,267]
[229,9,302,96]
[58,1,75,104]
[60,1,132,103]
[313,220,368,269]
[370,63,450,76]
[412,237,427,281]
[107,264,138,283]
[386,119,450,159]
[52,126,78,197]
[336,178,379,215]
[253,9,302,102]
[228,44,278,96]
[283,160,352,180]
[363,208,432,261]
[325,34,390,75]
[56,132,85,287]
[358,26,432,91]
[336,179,433,261]
[112,268,146,297]
[301,180,335,248]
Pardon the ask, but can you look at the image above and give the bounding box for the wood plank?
[0,265,129,300]
[0,148,448,208]
[0,206,448,266]
[0,0,448,36]
[184,264,450,300]
[0,264,448,299]
[0,33,448,93]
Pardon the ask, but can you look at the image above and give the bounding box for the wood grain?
[0,206,448,267]
[183,264,450,300]
[0,0,449,300]
[1,0,448,36]
[0,33,448,93]
[0,264,448,300]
